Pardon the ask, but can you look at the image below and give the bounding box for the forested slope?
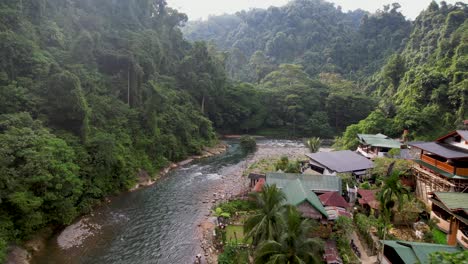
[185,0,467,148]
[336,2,468,149]
[0,0,226,259]
[183,0,411,82]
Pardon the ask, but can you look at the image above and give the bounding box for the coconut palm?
[244,184,286,246]
[254,206,323,264]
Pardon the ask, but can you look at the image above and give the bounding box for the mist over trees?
[0,0,467,260]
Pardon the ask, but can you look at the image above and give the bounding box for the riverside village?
[198,128,468,264]
[1,1,468,264]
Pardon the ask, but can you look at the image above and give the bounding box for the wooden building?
[305,150,374,181]
[357,133,403,159]
[379,240,462,264]
[409,130,468,204]
[429,192,468,249]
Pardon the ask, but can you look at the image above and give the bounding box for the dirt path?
[351,231,378,264]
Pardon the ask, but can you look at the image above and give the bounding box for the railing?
[456,167,468,177]
[421,154,437,166]
[421,154,455,174]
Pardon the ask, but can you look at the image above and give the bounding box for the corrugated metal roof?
[281,178,328,217]
[319,192,349,208]
[433,192,468,211]
[409,142,468,159]
[357,134,402,149]
[457,130,468,141]
[266,173,342,194]
[306,150,374,173]
[381,240,462,264]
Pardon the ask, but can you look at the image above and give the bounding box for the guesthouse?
[409,130,468,204]
[305,150,374,180]
[429,192,468,249]
[356,133,403,159]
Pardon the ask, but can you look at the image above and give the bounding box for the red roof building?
[319,192,349,209]
[357,189,380,210]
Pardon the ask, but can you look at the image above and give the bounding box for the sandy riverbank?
[197,140,311,264]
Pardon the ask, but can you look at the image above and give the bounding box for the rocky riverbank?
[6,142,229,264]
[197,140,310,263]
[131,142,229,190]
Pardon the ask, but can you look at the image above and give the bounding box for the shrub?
[218,200,257,216]
[239,135,256,153]
[307,137,322,153]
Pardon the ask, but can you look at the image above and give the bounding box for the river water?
[33,141,249,264]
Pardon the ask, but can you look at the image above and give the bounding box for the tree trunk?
[201,95,205,114]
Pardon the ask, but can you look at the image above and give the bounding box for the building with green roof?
[281,178,328,220]
[380,240,462,264]
[430,192,468,249]
[357,133,403,159]
[266,173,342,194]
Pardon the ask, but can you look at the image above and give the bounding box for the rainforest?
[0,0,466,262]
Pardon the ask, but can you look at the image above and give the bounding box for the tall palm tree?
[244,184,286,246]
[254,206,323,264]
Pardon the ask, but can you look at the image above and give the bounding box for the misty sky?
[166,0,460,21]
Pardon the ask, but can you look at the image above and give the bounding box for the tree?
[254,206,323,264]
[377,171,411,231]
[240,135,257,153]
[244,184,286,246]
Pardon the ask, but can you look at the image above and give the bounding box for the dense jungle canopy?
[0,0,466,260]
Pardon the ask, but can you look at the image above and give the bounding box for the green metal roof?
[433,192,468,211]
[282,179,328,217]
[381,240,462,264]
[357,133,402,149]
[430,198,468,225]
[266,173,342,194]
[413,159,468,179]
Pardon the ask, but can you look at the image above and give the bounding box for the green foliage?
[218,243,250,264]
[431,228,448,245]
[239,135,257,153]
[244,184,286,246]
[354,213,379,255]
[0,0,220,255]
[253,206,323,264]
[275,156,301,173]
[184,0,410,81]
[218,200,257,216]
[214,207,231,218]
[372,158,412,179]
[336,236,360,264]
[430,250,468,264]
[307,137,322,153]
[333,216,355,239]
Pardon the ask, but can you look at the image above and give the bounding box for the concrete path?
[351,231,378,264]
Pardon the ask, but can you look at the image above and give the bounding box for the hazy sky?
[166,0,460,21]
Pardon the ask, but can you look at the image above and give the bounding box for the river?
[32,141,249,264]
[32,139,309,264]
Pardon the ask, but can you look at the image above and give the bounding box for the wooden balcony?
[456,167,468,177]
[421,154,468,176]
[457,230,468,249]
